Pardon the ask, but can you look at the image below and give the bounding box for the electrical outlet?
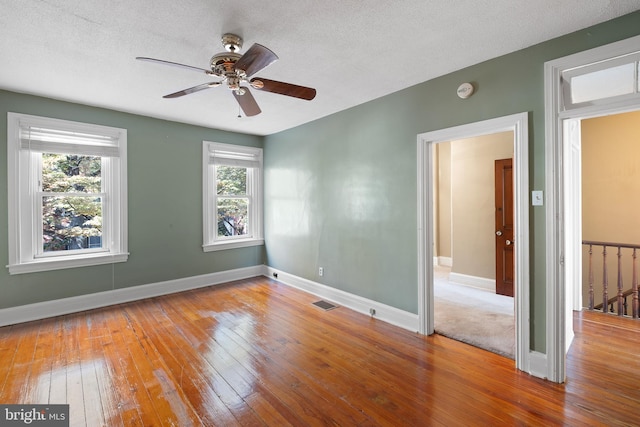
[319,267,324,276]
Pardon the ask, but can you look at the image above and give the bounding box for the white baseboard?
[1,263,550,381]
[262,268,555,380]
[437,256,453,267]
[528,351,548,379]
[449,272,495,292]
[0,265,264,327]
[264,266,419,332]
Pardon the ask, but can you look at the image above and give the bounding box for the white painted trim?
[544,34,640,384]
[7,253,129,275]
[265,266,420,332]
[203,238,265,252]
[0,265,264,327]
[437,256,453,267]
[528,351,548,379]
[202,141,264,250]
[417,112,531,375]
[417,140,434,335]
[513,112,532,376]
[7,112,128,275]
[448,272,495,292]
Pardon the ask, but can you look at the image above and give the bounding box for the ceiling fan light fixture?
[227,77,241,90]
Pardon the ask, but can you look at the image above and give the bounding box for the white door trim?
[417,112,530,372]
[544,34,640,384]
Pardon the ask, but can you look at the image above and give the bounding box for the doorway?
[579,111,640,312]
[432,134,515,358]
[417,112,530,372]
[544,34,640,383]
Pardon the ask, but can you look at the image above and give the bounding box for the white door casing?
[544,34,640,383]
[417,112,530,373]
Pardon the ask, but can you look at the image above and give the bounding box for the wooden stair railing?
[584,240,640,319]
[594,289,635,315]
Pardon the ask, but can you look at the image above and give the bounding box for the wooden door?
[495,158,514,297]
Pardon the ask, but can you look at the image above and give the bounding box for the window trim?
[561,51,640,111]
[7,113,128,274]
[202,141,264,252]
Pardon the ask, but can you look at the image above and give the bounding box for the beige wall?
[435,143,452,259]
[436,132,513,280]
[581,110,640,306]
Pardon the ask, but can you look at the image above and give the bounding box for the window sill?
[203,238,264,252]
[7,252,129,275]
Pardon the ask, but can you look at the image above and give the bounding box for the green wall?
[0,90,264,308]
[264,11,640,352]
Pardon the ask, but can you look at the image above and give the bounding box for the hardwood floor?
[1,276,639,426]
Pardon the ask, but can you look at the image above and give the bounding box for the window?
[203,141,263,251]
[7,113,128,274]
[562,52,640,110]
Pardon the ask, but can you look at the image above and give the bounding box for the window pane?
[217,165,246,195]
[571,62,635,104]
[217,197,248,237]
[42,153,101,193]
[42,195,102,252]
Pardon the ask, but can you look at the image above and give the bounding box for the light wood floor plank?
[1,321,40,404]
[93,308,141,427]
[27,320,54,404]
[1,277,640,426]
[129,299,246,426]
[103,307,163,426]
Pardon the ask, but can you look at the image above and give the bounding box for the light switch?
[532,190,543,206]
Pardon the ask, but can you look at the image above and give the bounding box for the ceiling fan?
[136,33,316,117]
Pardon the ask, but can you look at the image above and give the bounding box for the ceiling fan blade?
[233,87,261,117]
[163,82,222,98]
[136,57,214,75]
[250,78,316,101]
[234,44,278,77]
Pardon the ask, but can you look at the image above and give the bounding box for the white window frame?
[202,141,263,251]
[561,51,640,111]
[7,113,128,274]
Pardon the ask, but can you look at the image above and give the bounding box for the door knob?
[506,239,512,246]
[496,230,502,236]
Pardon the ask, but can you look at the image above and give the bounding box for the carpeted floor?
[434,266,515,359]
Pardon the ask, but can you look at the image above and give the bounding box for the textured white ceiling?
[1,1,639,135]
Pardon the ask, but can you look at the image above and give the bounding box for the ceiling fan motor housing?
[209,52,241,77]
[210,33,246,84]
